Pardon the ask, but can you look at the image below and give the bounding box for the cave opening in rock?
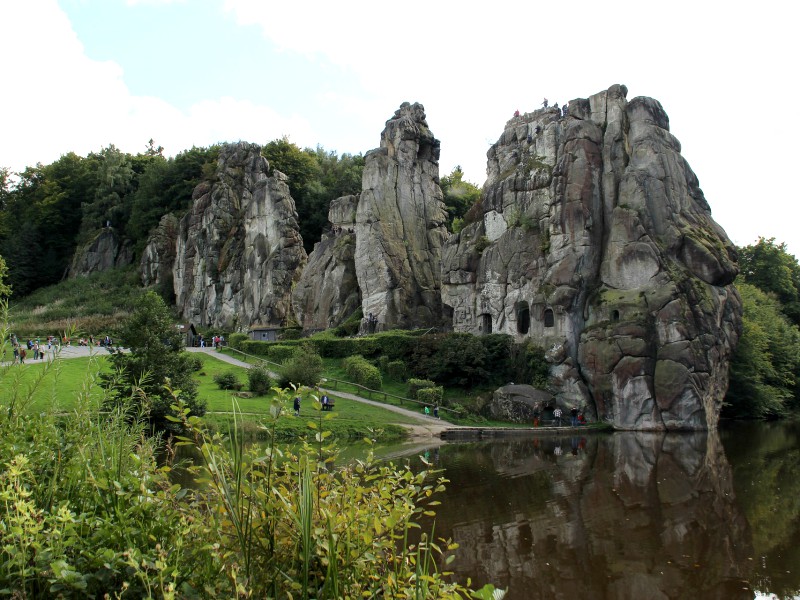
[481,313,492,334]
[517,302,530,334]
[543,308,554,328]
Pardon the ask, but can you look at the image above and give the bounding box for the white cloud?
[0,0,314,171]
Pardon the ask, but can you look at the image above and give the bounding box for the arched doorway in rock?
[611,309,620,322]
[481,313,492,334]
[543,308,554,328]
[516,301,530,334]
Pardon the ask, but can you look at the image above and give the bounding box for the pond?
[399,422,800,599]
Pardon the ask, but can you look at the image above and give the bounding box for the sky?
[1,0,798,256]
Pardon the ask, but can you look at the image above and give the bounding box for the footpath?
[188,347,454,439]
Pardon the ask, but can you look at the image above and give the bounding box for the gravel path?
[188,347,455,438]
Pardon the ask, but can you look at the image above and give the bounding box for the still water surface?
[400,422,800,600]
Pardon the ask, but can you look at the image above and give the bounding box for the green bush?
[417,386,443,406]
[408,378,436,399]
[280,327,303,341]
[238,340,272,356]
[377,355,389,372]
[342,355,382,390]
[227,332,249,349]
[213,371,240,390]
[266,344,296,363]
[280,343,324,388]
[386,359,407,381]
[248,362,274,396]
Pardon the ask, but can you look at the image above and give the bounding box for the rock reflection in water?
[430,432,753,599]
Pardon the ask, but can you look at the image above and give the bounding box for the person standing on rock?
[542,98,548,108]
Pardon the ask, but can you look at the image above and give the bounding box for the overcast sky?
[1,0,798,255]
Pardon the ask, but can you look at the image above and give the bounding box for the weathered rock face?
[488,384,554,423]
[354,102,450,331]
[441,85,741,430]
[292,195,360,331]
[69,228,132,277]
[140,213,180,289]
[169,142,306,329]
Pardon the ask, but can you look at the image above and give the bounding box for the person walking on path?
[553,406,563,426]
[571,406,579,427]
[293,395,301,416]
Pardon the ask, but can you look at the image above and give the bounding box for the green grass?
[3,352,412,441]
[8,267,146,339]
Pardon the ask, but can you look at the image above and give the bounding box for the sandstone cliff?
[69,227,132,277]
[292,195,360,331]
[142,142,306,330]
[441,85,741,430]
[354,102,450,331]
[296,102,450,332]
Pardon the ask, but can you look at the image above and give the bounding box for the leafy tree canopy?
[726,281,800,419]
[263,138,364,252]
[738,237,800,325]
[440,166,482,232]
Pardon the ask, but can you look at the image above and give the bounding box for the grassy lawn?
[218,348,528,427]
[1,353,412,441]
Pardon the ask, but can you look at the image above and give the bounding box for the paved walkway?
[189,347,454,438]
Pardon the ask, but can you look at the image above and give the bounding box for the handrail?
[219,346,462,415]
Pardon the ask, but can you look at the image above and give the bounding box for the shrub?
[342,355,382,390]
[408,378,436,399]
[267,344,296,363]
[213,371,239,390]
[377,355,389,372]
[386,360,407,381]
[227,332,249,349]
[280,328,302,341]
[417,386,443,406]
[280,343,324,388]
[411,333,488,388]
[248,362,275,396]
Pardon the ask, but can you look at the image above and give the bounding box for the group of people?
[9,336,47,363]
[292,393,333,416]
[514,99,570,121]
[6,333,120,364]
[423,405,440,419]
[533,403,586,427]
[197,335,225,348]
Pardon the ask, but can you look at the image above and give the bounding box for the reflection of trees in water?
[722,422,800,598]
[432,432,754,599]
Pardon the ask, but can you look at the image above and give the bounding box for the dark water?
[403,422,800,600]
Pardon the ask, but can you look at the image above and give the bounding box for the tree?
[725,282,800,418]
[127,145,219,250]
[0,254,10,298]
[440,166,482,232]
[263,139,364,252]
[738,237,800,325]
[102,291,205,430]
[80,145,136,240]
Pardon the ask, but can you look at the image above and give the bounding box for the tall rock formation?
[292,195,360,331]
[69,227,132,277]
[295,102,450,332]
[354,102,450,330]
[441,85,741,430]
[142,142,307,330]
[140,213,180,292]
